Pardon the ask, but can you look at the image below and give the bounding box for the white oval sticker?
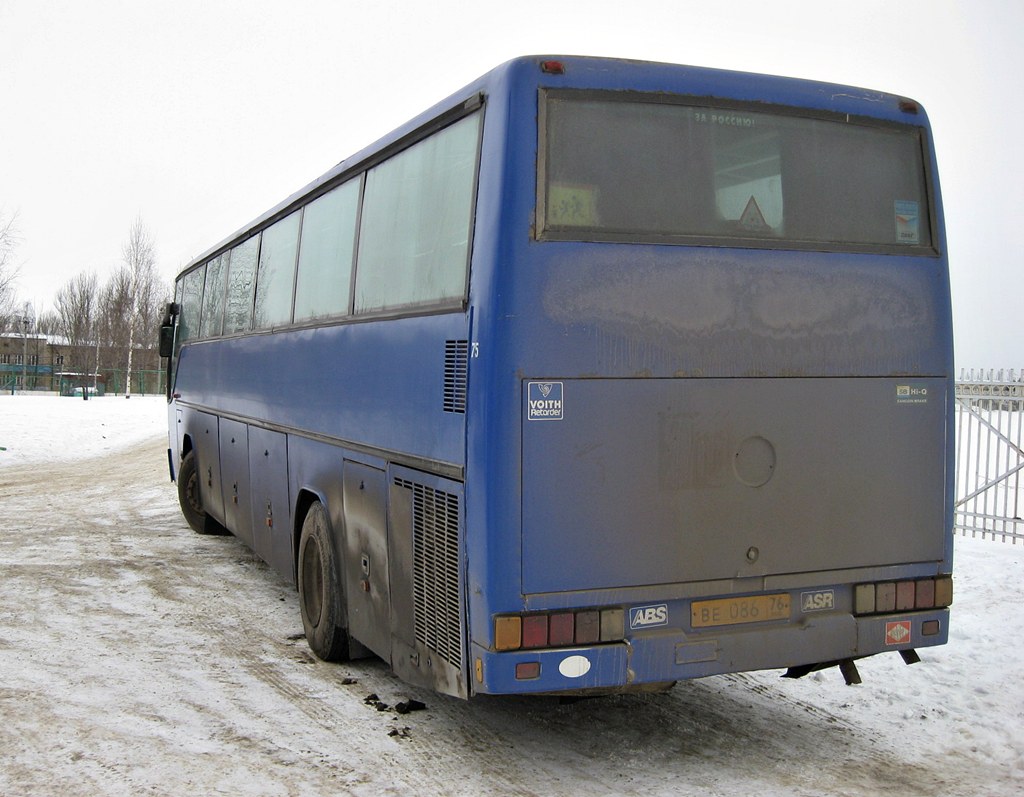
[558,654,591,678]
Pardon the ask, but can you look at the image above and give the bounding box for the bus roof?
[178,55,929,278]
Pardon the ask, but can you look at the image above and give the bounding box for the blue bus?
[161,56,954,698]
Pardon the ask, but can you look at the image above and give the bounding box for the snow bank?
[0,394,167,467]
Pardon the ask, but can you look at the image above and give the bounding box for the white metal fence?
[955,369,1024,544]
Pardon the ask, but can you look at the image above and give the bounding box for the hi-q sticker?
[527,382,564,421]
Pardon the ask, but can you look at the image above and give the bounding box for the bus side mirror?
[159,324,175,358]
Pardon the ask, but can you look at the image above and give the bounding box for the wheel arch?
[293,487,327,584]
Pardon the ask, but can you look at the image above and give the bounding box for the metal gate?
[955,369,1024,544]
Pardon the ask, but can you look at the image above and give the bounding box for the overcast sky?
[1,0,1020,368]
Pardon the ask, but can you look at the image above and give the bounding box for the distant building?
[0,332,50,392]
[0,332,165,395]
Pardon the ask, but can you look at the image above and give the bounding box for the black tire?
[176,450,227,535]
[177,450,209,534]
[297,501,351,662]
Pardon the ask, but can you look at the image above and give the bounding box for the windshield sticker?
[692,110,756,128]
[894,200,920,244]
[527,382,564,421]
[739,196,771,233]
[548,183,598,227]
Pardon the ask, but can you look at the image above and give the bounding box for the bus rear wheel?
[298,501,351,662]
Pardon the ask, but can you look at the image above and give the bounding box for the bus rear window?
[539,93,933,252]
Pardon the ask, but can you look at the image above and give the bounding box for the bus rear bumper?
[470,608,949,696]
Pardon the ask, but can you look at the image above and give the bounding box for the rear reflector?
[515,662,541,680]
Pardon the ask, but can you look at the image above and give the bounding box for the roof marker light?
[541,60,565,75]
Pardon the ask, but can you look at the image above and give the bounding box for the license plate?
[691,594,791,628]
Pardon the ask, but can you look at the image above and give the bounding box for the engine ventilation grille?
[394,478,463,670]
[443,340,469,414]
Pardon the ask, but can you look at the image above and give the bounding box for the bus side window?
[224,235,260,334]
[179,264,205,344]
[294,178,361,322]
[199,254,227,337]
[254,210,301,329]
[354,111,481,314]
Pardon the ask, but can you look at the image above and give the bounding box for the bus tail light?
[494,607,624,652]
[854,575,952,615]
[574,610,600,644]
[522,615,548,648]
[495,616,522,651]
[548,612,575,646]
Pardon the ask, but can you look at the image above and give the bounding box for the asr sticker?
[527,381,564,421]
[800,589,835,612]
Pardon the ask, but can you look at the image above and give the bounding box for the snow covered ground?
[0,394,1021,796]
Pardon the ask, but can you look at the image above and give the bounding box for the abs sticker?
[527,382,564,421]
[800,589,835,612]
[629,604,668,629]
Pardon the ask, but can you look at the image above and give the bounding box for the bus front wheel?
[177,450,209,534]
[298,501,351,662]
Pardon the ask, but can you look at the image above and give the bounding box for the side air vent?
[443,340,469,414]
[394,478,464,670]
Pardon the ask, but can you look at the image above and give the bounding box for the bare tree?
[121,217,156,397]
[53,271,100,394]
[99,265,134,386]
[35,309,60,337]
[0,210,21,330]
